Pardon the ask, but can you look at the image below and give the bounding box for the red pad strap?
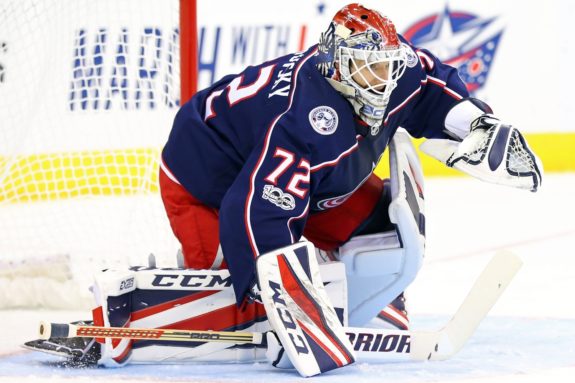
[92,306,105,344]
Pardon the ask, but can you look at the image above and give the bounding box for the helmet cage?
[337,45,408,110]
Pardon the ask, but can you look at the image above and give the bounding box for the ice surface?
[1,174,574,382]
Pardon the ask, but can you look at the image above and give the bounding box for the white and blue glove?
[421,113,543,192]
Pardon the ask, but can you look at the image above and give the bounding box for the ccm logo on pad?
[269,280,310,354]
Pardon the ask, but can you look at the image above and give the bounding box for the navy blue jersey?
[162,39,469,301]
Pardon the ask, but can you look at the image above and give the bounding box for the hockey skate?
[22,320,101,367]
[368,293,409,330]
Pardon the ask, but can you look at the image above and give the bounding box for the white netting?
[459,125,538,178]
[507,129,538,176]
[463,128,491,164]
[0,0,184,307]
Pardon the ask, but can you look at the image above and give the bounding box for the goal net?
[0,0,196,308]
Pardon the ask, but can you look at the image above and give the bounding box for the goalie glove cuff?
[444,98,493,140]
[470,114,500,132]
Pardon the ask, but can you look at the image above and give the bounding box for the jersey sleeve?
[218,118,314,304]
[401,44,471,139]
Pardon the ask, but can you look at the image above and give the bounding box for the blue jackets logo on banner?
[403,6,504,94]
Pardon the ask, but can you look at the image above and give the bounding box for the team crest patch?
[402,43,418,68]
[309,106,338,135]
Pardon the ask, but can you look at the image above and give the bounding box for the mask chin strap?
[325,78,386,134]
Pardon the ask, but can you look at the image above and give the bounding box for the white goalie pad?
[339,129,425,326]
[90,260,347,367]
[256,241,355,377]
[91,269,137,367]
[91,267,269,367]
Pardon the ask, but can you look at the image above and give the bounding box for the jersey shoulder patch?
[308,106,339,135]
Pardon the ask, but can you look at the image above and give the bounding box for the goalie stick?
[38,251,522,362]
[39,323,264,344]
[352,250,523,362]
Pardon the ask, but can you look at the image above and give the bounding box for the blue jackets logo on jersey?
[403,6,504,94]
[309,106,338,135]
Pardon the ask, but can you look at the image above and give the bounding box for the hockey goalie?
[25,3,539,377]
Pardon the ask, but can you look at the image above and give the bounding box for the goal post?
[180,0,198,104]
[0,0,197,308]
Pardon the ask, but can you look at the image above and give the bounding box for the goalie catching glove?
[420,114,543,192]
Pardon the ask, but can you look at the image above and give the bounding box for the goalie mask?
[316,3,408,132]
